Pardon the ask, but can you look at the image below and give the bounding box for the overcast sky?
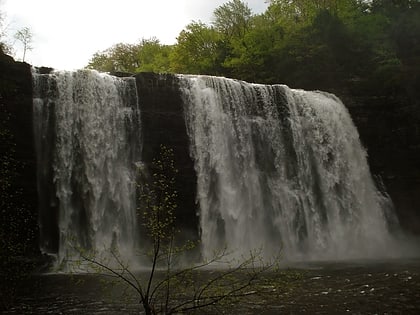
[2,0,268,70]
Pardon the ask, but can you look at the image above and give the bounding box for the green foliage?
[275,9,363,88]
[87,42,139,72]
[136,38,173,73]
[86,38,173,73]
[221,13,283,82]
[170,21,224,75]
[85,1,420,105]
[138,145,178,251]
[212,0,252,38]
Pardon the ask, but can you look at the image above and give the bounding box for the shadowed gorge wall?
[0,52,39,254]
[346,96,420,236]
[0,54,36,206]
[134,72,198,240]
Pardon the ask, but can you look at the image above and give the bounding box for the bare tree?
[0,0,11,54]
[14,26,33,62]
[69,145,277,314]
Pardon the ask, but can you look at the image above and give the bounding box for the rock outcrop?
[0,52,39,252]
[135,73,198,240]
[347,95,420,235]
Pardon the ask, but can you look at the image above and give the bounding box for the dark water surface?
[5,259,420,314]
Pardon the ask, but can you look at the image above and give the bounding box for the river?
[4,258,420,314]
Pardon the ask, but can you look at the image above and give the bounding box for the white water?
[32,69,141,269]
[32,70,403,268]
[179,75,399,261]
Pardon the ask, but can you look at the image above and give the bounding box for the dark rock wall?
[0,52,39,252]
[135,73,199,241]
[346,96,420,235]
[0,54,36,195]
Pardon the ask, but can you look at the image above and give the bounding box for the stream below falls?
[5,258,420,314]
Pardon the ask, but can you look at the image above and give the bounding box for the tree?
[14,27,33,62]
[221,12,285,83]
[171,0,255,76]
[87,42,141,73]
[87,38,173,73]
[135,38,173,73]
[0,0,11,54]
[83,0,419,105]
[363,0,420,98]
[212,0,253,39]
[170,21,224,75]
[71,145,274,315]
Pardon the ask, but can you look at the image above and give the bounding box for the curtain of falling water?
[32,69,141,270]
[179,75,399,261]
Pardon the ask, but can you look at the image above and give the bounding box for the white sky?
[2,0,268,70]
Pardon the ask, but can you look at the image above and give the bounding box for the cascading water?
[179,75,399,261]
[32,69,141,269]
[31,69,402,268]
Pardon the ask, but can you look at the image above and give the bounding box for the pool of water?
[4,258,420,314]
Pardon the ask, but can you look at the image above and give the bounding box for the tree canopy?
[86,38,172,73]
[85,0,419,100]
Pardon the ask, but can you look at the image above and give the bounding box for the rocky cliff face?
[0,54,36,196]
[1,53,418,256]
[134,72,198,241]
[0,52,39,253]
[346,95,420,235]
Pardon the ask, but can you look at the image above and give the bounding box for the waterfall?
[32,69,141,269]
[179,75,399,261]
[31,70,402,267]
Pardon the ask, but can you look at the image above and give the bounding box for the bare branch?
[78,253,145,302]
[14,26,33,62]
